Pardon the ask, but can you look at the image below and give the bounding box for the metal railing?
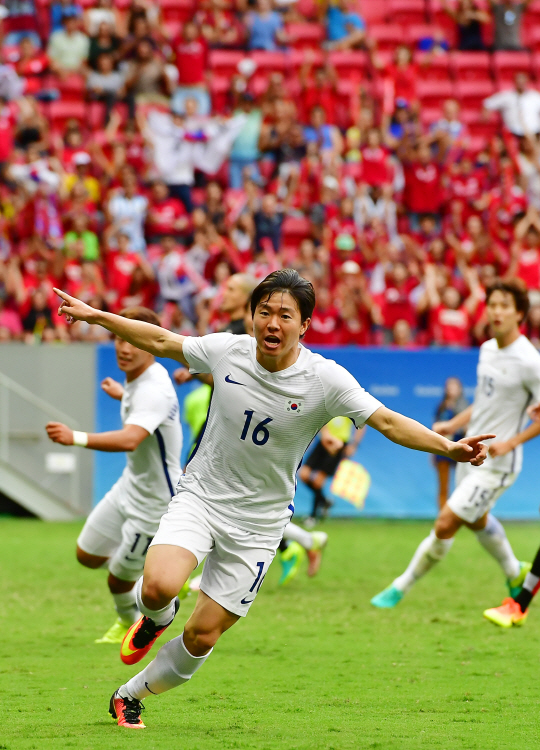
[0,371,82,513]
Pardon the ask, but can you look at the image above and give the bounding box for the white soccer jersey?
[181,333,382,533]
[466,335,540,475]
[119,362,182,522]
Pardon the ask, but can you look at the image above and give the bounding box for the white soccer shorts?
[77,479,160,581]
[446,463,516,524]
[150,491,280,617]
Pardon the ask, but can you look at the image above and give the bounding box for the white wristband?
[72,431,88,447]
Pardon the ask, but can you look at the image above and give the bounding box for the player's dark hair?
[250,269,316,323]
[120,306,162,327]
[485,278,530,321]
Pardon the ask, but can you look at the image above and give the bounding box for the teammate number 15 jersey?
[180,333,382,533]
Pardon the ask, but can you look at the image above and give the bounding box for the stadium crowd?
[2,0,540,347]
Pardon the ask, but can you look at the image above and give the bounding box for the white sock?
[283,522,313,550]
[112,590,139,626]
[134,577,177,627]
[119,633,212,700]
[393,530,454,594]
[475,514,520,579]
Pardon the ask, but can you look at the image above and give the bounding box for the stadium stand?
[1,0,540,350]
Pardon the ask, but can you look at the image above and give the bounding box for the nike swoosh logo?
[225,374,246,386]
[240,597,254,604]
[145,681,158,695]
[124,556,138,561]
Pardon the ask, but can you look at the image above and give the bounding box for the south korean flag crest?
[286,399,302,414]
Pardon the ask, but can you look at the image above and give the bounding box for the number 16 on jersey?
[240,410,273,446]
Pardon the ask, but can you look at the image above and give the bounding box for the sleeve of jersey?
[182,332,236,375]
[124,384,173,435]
[320,361,383,428]
[524,356,540,404]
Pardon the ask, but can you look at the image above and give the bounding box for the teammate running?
[53,270,492,730]
[484,401,540,627]
[46,307,182,644]
[372,279,540,609]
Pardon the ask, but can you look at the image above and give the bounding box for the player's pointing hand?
[53,288,98,324]
[448,434,496,465]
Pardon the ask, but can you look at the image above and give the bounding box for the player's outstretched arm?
[53,288,189,366]
[489,419,540,458]
[46,422,149,452]
[433,404,473,436]
[367,406,494,465]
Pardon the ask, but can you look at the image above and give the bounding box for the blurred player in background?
[301,416,365,523]
[276,415,364,586]
[484,400,540,627]
[46,307,182,644]
[53,270,492,730]
[372,280,540,609]
[432,377,469,509]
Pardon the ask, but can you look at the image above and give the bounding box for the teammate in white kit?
[53,270,492,729]
[372,279,540,609]
[46,307,182,644]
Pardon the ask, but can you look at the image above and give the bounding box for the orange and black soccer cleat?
[109,692,146,729]
[120,597,179,665]
[483,597,528,628]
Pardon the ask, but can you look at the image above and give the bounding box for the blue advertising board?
[95,344,540,520]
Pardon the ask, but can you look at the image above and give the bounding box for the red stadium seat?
[160,0,195,24]
[523,25,540,51]
[358,0,388,24]
[450,51,491,82]
[532,52,540,79]
[492,51,532,85]
[369,24,404,52]
[406,24,447,47]
[419,106,443,126]
[328,51,368,80]
[388,0,427,26]
[296,0,318,19]
[48,101,86,129]
[87,102,106,131]
[282,216,311,246]
[461,108,499,138]
[454,80,495,110]
[208,50,245,78]
[250,51,289,74]
[414,51,450,80]
[416,79,454,107]
[290,49,325,70]
[525,0,540,26]
[285,23,325,49]
[54,74,85,102]
[209,75,229,114]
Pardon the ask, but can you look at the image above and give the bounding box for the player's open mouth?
[264,335,281,349]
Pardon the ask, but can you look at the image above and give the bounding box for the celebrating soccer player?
[372,280,540,610]
[53,270,493,730]
[46,307,182,645]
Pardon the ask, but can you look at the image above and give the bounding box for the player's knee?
[76,546,106,569]
[434,516,456,539]
[141,579,176,610]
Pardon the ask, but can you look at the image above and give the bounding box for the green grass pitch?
[2,517,540,750]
